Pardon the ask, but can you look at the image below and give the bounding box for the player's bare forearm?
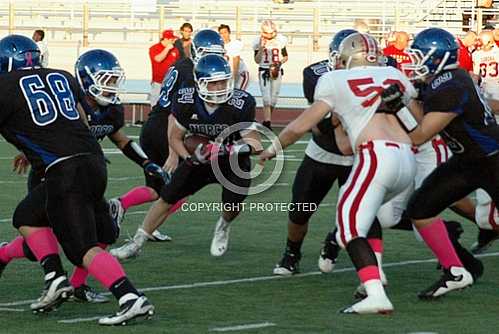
[233,56,240,75]
[278,101,331,149]
[167,114,178,158]
[241,130,263,154]
[408,100,424,122]
[281,56,288,64]
[409,111,457,146]
[170,122,190,159]
[487,98,499,114]
[77,103,90,127]
[254,48,264,63]
[110,130,131,150]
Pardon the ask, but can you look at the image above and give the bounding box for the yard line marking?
[209,322,276,332]
[3,252,499,307]
[0,307,25,312]
[58,316,103,324]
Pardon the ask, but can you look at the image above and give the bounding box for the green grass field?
[0,127,498,334]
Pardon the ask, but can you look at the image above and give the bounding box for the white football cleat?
[148,229,172,242]
[340,294,394,315]
[31,274,73,313]
[354,268,388,300]
[210,220,231,256]
[98,295,154,326]
[110,229,149,260]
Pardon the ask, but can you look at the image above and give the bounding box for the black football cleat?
[273,251,301,276]
[471,228,499,254]
[418,266,473,300]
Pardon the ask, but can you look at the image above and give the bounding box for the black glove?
[413,80,427,101]
[378,84,405,113]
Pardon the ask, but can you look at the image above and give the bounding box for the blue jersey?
[423,68,499,158]
[0,68,101,173]
[81,100,124,141]
[302,60,344,156]
[152,57,194,116]
[172,87,256,143]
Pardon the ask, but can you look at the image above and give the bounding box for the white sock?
[364,279,387,298]
[374,252,387,284]
[134,228,151,247]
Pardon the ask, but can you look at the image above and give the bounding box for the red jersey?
[149,43,180,84]
[457,38,473,72]
[383,45,411,71]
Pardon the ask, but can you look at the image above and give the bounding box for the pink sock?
[87,252,126,289]
[368,238,384,253]
[168,197,187,215]
[358,265,380,283]
[70,266,88,288]
[70,243,109,288]
[24,228,59,261]
[120,186,157,210]
[0,236,25,264]
[418,218,463,269]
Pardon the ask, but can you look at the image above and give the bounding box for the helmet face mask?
[194,54,234,105]
[75,49,125,106]
[85,66,125,106]
[401,28,459,81]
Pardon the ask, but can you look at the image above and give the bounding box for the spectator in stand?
[174,23,193,59]
[148,29,180,106]
[32,29,49,68]
[382,31,411,71]
[457,36,474,72]
[218,24,250,90]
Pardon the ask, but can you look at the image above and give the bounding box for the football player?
[108,29,226,248]
[397,27,499,299]
[0,35,153,325]
[111,54,260,260]
[260,33,418,314]
[219,24,250,90]
[252,19,288,130]
[469,29,499,251]
[273,29,362,276]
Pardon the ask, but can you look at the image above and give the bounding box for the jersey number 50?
[20,73,79,126]
[347,78,405,107]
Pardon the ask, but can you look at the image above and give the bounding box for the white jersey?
[314,66,417,148]
[252,34,287,69]
[36,40,49,68]
[225,39,248,74]
[472,47,499,99]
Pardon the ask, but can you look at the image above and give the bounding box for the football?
[184,134,211,154]
[269,61,281,80]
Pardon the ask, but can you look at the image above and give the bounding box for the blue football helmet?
[191,29,225,64]
[75,49,125,106]
[402,28,459,80]
[0,34,41,73]
[328,29,357,69]
[194,54,233,104]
